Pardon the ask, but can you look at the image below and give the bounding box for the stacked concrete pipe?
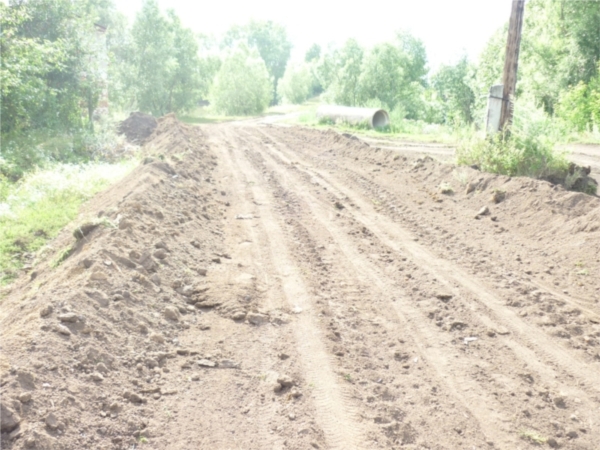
[316,105,390,129]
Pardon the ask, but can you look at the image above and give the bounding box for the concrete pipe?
[316,105,390,129]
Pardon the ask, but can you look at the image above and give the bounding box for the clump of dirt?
[117,112,158,144]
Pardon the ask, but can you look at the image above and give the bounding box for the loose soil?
[117,112,158,144]
[1,117,599,450]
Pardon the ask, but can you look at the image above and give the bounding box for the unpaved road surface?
[1,117,599,450]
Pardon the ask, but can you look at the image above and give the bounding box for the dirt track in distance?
[1,119,599,450]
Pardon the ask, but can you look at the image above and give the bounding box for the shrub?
[210,45,272,115]
[278,63,313,104]
[456,99,570,179]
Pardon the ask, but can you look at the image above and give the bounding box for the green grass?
[0,161,136,285]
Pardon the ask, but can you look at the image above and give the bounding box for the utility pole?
[499,0,526,131]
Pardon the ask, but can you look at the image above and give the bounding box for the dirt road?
[1,119,599,450]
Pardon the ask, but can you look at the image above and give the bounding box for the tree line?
[1,0,598,157]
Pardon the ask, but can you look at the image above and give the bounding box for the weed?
[452,169,470,185]
[138,436,148,444]
[344,373,353,382]
[51,246,75,268]
[519,429,547,445]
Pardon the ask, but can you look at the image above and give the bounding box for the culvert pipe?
[316,105,390,129]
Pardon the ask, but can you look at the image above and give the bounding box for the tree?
[358,43,407,110]
[210,45,271,115]
[223,20,292,104]
[305,44,321,63]
[0,0,105,133]
[124,0,202,116]
[327,38,364,106]
[431,56,476,124]
[278,63,313,104]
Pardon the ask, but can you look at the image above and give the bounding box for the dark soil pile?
[117,112,158,144]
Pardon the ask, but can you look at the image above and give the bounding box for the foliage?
[223,20,292,104]
[432,56,476,125]
[118,0,203,116]
[325,39,365,106]
[456,99,569,179]
[305,44,321,63]
[0,160,135,284]
[556,64,600,132]
[278,63,313,104]
[0,0,108,134]
[210,45,272,115]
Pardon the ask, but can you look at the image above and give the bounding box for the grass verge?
[0,160,136,285]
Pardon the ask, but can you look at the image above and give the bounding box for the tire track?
[255,127,600,398]
[209,126,368,450]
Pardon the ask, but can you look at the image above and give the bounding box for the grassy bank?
[0,161,136,285]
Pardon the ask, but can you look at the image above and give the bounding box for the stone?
[163,306,180,321]
[553,396,567,409]
[40,305,53,317]
[90,271,108,281]
[58,313,78,323]
[153,249,167,260]
[45,412,59,430]
[17,370,36,390]
[465,182,476,194]
[0,402,21,432]
[547,438,559,448]
[90,372,104,382]
[277,374,294,388]
[149,333,165,344]
[197,359,216,368]
[96,363,109,374]
[197,268,208,276]
[150,274,161,286]
[290,388,302,398]
[247,312,269,325]
[566,430,578,439]
[128,392,144,404]
[18,393,32,403]
[220,359,239,369]
[231,311,246,321]
[476,206,490,217]
[57,324,71,336]
[85,290,109,307]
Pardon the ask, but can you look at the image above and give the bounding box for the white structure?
[486,85,504,134]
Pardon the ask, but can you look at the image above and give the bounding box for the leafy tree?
[326,39,364,106]
[223,20,292,104]
[395,30,428,87]
[210,45,271,115]
[0,0,105,133]
[278,63,313,104]
[305,44,321,63]
[431,56,476,124]
[123,0,202,116]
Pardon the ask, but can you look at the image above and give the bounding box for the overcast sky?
[117,0,513,70]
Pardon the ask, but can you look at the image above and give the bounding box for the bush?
[278,63,313,104]
[210,46,272,115]
[456,99,570,179]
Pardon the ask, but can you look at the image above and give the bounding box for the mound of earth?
[0,114,230,450]
[117,112,158,144]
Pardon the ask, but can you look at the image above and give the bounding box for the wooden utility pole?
[499,0,526,131]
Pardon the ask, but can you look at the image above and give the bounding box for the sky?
[116,0,513,70]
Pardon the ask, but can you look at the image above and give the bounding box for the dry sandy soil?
[1,115,599,450]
